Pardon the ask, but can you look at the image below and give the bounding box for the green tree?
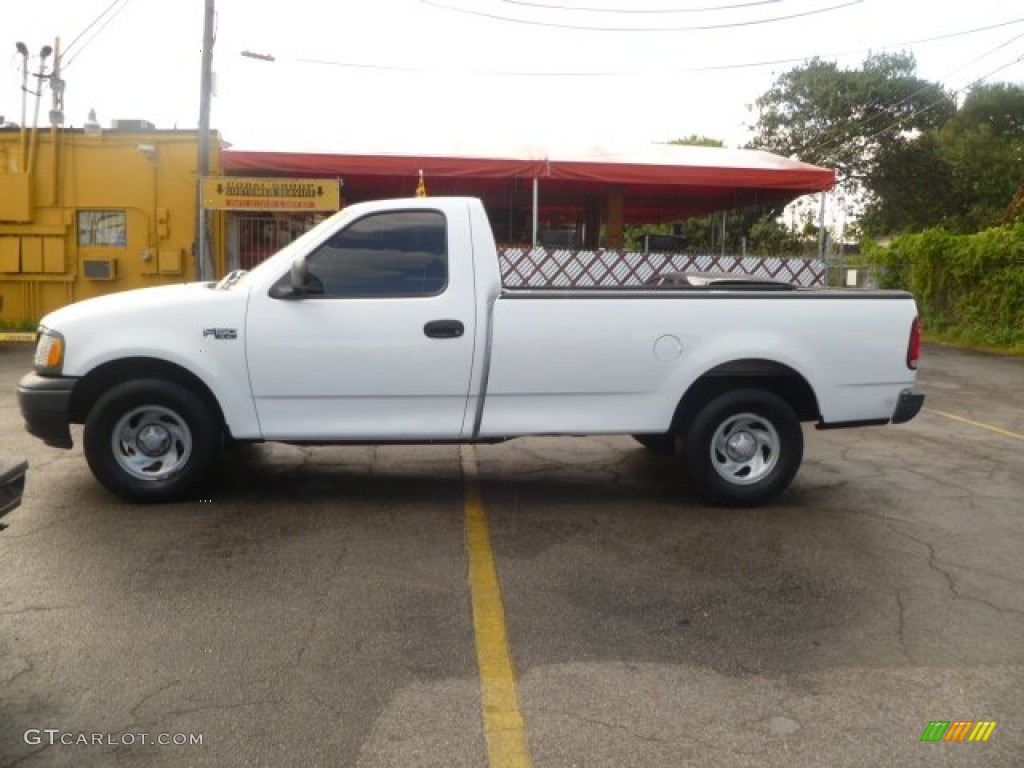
[747,210,819,256]
[749,52,956,236]
[860,131,958,234]
[750,52,954,187]
[956,82,1024,136]
[668,135,725,148]
[936,83,1024,232]
[861,83,1024,234]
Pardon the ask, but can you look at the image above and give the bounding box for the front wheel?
[682,388,802,506]
[84,379,221,502]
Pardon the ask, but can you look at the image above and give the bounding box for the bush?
[868,222,1024,351]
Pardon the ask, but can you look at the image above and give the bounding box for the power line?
[862,53,1024,144]
[418,0,863,32]
[250,15,1024,79]
[682,19,1024,73]
[499,0,783,13]
[63,0,123,57]
[62,0,132,70]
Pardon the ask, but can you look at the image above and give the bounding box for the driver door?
[245,207,477,440]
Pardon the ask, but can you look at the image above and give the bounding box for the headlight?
[33,327,66,375]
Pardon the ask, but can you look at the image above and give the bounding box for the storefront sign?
[202,177,341,212]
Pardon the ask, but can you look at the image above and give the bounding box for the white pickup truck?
[18,197,924,506]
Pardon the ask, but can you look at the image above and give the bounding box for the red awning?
[221,140,835,224]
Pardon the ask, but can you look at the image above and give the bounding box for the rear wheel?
[84,379,220,502]
[682,388,802,506]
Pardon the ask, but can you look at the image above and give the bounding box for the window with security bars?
[77,211,127,247]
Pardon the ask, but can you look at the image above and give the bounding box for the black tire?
[632,433,677,455]
[682,388,802,507]
[83,379,221,502]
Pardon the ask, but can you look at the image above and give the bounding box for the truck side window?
[304,210,447,298]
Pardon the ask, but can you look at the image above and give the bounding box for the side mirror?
[290,255,309,294]
[270,255,323,299]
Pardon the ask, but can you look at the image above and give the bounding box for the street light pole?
[196,0,215,281]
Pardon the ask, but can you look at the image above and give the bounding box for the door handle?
[424,319,464,339]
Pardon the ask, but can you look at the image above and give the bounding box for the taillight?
[907,317,921,370]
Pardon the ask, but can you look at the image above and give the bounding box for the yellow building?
[0,122,222,327]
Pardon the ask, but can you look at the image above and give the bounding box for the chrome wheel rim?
[709,412,780,486]
[111,405,192,481]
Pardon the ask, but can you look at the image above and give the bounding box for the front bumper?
[17,373,77,449]
[891,389,926,424]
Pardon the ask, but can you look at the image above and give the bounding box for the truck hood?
[41,282,240,330]
[41,281,252,376]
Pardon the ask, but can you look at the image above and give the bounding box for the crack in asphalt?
[0,745,51,768]
[291,545,350,669]
[902,528,1024,620]
[0,605,75,616]
[158,700,272,719]
[529,706,673,747]
[530,704,772,758]
[0,654,33,686]
[894,588,912,664]
[128,680,184,722]
[846,503,1024,635]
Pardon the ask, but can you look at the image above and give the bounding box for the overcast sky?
[3,0,1023,155]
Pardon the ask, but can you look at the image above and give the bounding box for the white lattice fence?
[498,247,826,287]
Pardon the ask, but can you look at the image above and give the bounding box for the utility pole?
[25,44,52,175]
[196,0,215,281]
[50,38,64,207]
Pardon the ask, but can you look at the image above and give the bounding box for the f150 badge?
[203,328,238,340]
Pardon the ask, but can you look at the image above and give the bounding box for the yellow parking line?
[461,446,532,768]
[927,408,1024,443]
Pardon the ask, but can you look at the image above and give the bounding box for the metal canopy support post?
[532,177,539,247]
[819,192,827,286]
[818,191,827,260]
[720,210,727,257]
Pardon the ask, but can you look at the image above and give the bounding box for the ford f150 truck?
[17,197,924,506]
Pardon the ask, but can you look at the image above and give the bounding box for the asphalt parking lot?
[1,340,1022,767]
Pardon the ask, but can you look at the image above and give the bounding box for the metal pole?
[196,0,215,281]
[50,38,63,205]
[16,42,29,171]
[532,177,539,247]
[26,46,51,175]
[817,191,827,260]
[720,210,727,257]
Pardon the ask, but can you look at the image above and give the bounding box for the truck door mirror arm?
[269,255,325,299]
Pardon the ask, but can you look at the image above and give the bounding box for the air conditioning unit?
[110,119,155,131]
[82,258,118,280]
